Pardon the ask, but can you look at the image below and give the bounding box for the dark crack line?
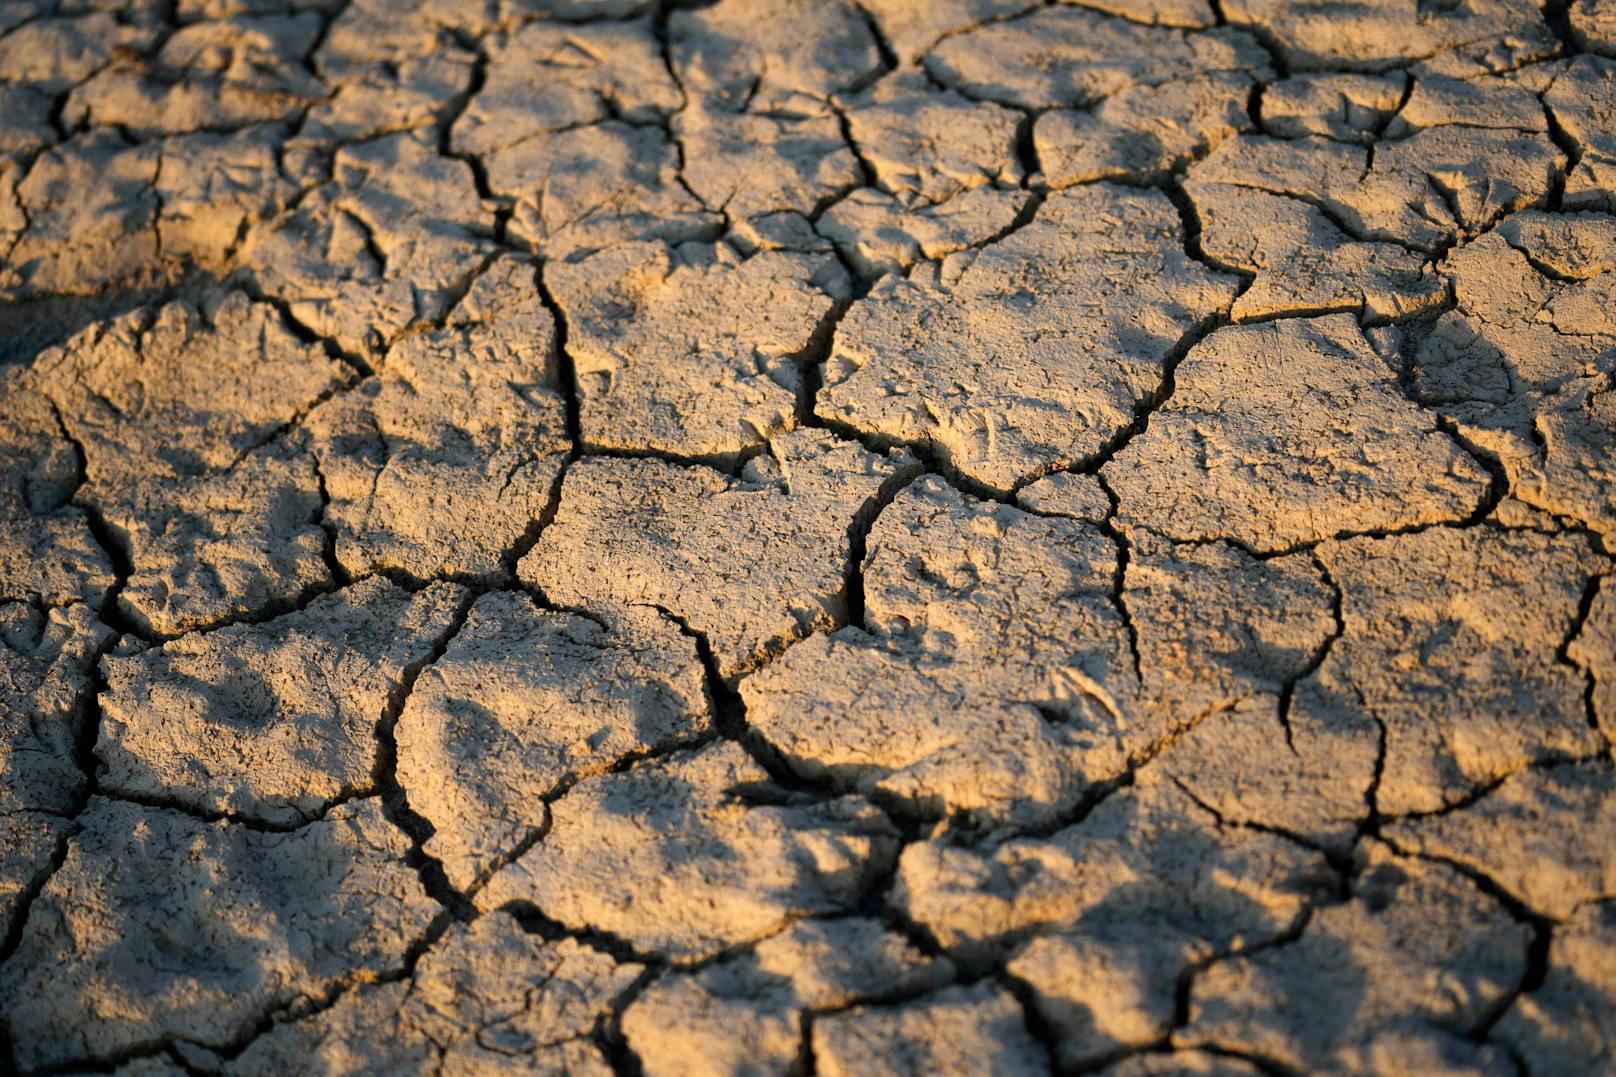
[437,26,509,244]
[992,180,1246,493]
[300,0,351,81]
[644,604,751,744]
[1274,552,1345,753]
[308,450,353,591]
[1167,932,1319,1077]
[843,460,927,631]
[850,1,899,77]
[502,897,774,974]
[535,261,584,457]
[1095,474,1145,685]
[1156,496,1519,567]
[910,2,1048,70]
[220,363,363,474]
[1378,753,1614,827]
[1557,571,1609,742]
[373,587,481,922]
[1012,108,1042,185]
[1195,176,1435,260]
[71,906,465,1075]
[45,400,149,645]
[591,962,659,1077]
[1340,691,1391,900]
[1376,837,1556,1041]
[119,564,355,645]
[1539,88,1580,215]
[989,965,1064,1072]
[80,788,352,834]
[486,259,584,581]
[1015,305,1234,492]
[1168,905,1318,1041]
[814,412,1031,504]
[955,696,1267,862]
[0,603,122,1054]
[231,277,376,378]
[1541,0,1581,57]
[1170,775,1347,874]
[431,593,731,903]
[0,827,78,1027]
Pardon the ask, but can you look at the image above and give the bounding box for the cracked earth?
[1,0,1615,1073]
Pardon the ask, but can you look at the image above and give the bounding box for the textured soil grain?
[1,0,1614,1074]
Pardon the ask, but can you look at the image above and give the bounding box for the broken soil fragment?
[520,429,918,680]
[307,255,570,581]
[34,291,348,636]
[398,592,713,892]
[1182,842,1529,1073]
[623,917,953,1075]
[0,5,1612,1072]
[226,911,641,1074]
[1104,314,1490,552]
[546,241,848,463]
[0,602,110,941]
[0,798,438,1071]
[477,740,899,962]
[820,184,1237,493]
[813,981,1052,1077]
[97,577,466,826]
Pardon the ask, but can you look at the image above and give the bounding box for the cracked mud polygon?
[1,0,1615,1074]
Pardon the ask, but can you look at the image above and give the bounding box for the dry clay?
[0,1,1613,1073]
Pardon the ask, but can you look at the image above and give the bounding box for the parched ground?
[1,0,1615,1073]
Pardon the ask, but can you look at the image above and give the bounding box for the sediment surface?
[1,0,1614,1073]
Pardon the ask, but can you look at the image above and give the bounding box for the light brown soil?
[1,1,1613,1073]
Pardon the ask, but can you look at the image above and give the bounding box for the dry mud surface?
[1,0,1615,1074]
